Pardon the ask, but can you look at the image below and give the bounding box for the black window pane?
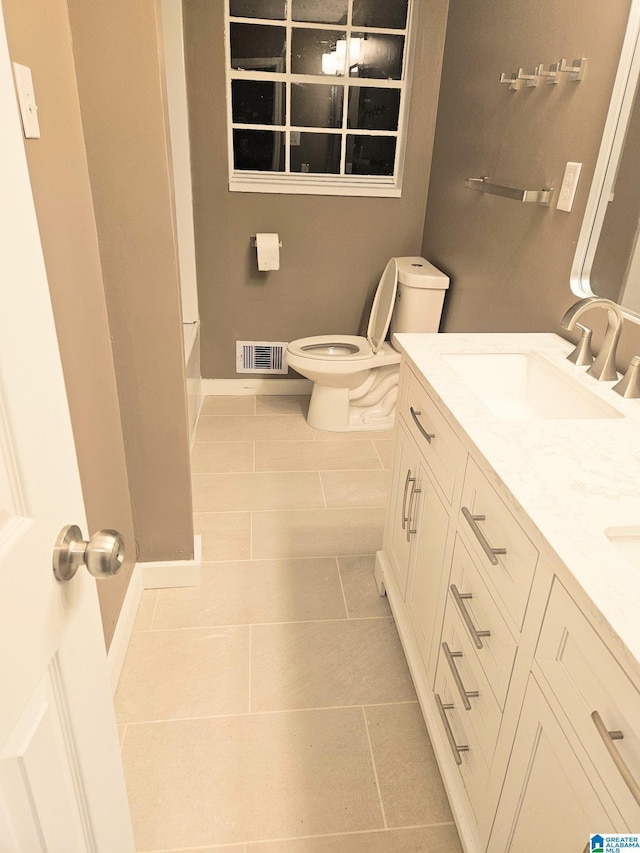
[346,135,396,175]
[291,0,348,24]
[350,33,404,79]
[232,80,285,124]
[230,23,286,72]
[230,0,286,19]
[348,87,400,130]
[291,84,343,127]
[291,29,345,76]
[352,0,408,29]
[291,133,342,173]
[233,129,285,170]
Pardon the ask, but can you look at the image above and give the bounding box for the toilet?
[286,256,450,431]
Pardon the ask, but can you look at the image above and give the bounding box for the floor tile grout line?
[137,820,460,852]
[248,623,253,714]
[194,504,387,515]
[149,588,161,632]
[119,699,421,727]
[257,464,387,472]
[195,552,381,563]
[141,615,394,633]
[373,439,388,469]
[187,553,384,568]
[318,469,328,508]
[361,704,389,830]
[335,556,351,619]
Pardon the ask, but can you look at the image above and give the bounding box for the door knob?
[53,524,125,581]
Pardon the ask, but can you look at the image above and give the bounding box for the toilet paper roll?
[256,233,280,271]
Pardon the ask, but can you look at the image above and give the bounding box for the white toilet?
[286,256,450,431]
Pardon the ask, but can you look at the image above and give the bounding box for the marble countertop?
[394,331,640,674]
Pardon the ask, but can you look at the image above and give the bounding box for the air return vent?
[236,341,288,374]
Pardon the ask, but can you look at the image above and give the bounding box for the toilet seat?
[287,258,399,363]
[287,334,373,361]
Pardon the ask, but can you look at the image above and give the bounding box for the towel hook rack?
[534,62,559,84]
[557,57,587,81]
[516,68,538,88]
[499,71,519,90]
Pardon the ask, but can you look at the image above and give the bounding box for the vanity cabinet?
[487,674,617,852]
[383,363,464,678]
[376,354,640,853]
[489,578,640,849]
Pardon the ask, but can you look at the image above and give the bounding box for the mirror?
[571,2,640,320]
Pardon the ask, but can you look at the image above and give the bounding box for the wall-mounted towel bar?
[465,178,554,205]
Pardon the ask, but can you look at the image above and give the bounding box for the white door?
[0,7,135,851]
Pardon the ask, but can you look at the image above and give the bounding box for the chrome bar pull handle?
[442,643,479,711]
[406,478,421,542]
[409,407,435,443]
[591,710,640,806]
[450,584,491,649]
[435,694,469,766]
[401,469,413,530]
[461,506,507,565]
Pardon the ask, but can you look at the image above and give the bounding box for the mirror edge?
[570,0,640,323]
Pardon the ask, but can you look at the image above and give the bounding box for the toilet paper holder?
[251,235,282,248]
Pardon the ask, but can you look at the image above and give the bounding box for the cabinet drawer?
[449,536,517,709]
[460,457,538,630]
[536,580,640,828]
[434,662,490,826]
[438,599,503,768]
[400,364,464,503]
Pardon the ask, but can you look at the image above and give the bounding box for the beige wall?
[3,0,136,648]
[421,0,640,369]
[184,0,450,379]
[67,0,194,562]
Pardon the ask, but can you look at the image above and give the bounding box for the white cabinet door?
[406,464,451,678]
[0,8,134,850]
[488,675,621,853]
[387,421,423,598]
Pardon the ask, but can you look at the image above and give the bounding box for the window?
[225,0,413,196]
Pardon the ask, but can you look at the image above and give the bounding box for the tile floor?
[116,395,463,853]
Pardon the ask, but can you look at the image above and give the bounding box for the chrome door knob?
[53,524,125,581]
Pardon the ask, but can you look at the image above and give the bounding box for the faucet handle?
[566,323,594,366]
[613,356,640,399]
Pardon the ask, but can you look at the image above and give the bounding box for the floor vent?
[236,341,288,374]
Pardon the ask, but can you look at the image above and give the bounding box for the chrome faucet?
[560,297,623,381]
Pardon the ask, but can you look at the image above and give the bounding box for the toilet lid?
[367,258,398,354]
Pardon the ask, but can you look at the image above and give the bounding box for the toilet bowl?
[286,257,450,432]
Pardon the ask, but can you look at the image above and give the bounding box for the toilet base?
[306,365,399,432]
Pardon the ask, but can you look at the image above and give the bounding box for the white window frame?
[224,1,415,197]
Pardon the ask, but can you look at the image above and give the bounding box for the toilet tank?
[390,256,450,338]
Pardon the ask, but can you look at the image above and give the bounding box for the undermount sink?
[444,352,623,420]
[605,527,640,571]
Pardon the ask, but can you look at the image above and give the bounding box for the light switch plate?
[12,63,40,139]
[557,161,582,212]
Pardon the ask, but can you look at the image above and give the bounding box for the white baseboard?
[106,564,145,696]
[140,533,202,588]
[107,535,202,695]
[202,377,312,396]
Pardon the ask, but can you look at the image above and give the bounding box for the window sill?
[229,174,402,198]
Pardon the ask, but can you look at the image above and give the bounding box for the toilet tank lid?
[396,257,450,289]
